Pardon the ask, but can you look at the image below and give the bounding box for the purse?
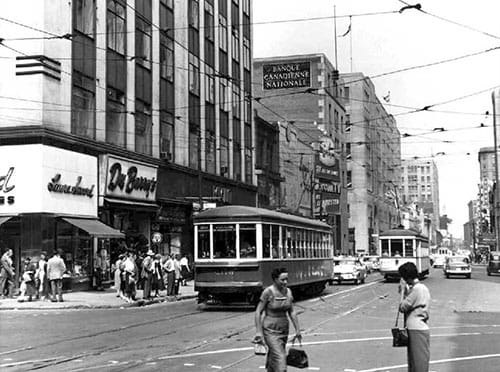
[392,293,408,347]
[254,342,267,356]
[286,341,309,369]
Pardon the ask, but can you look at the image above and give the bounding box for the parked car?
[332,258,367,285]
[361,255,380,272]
[444,255,471,279]
[487,251,500,276]
[433,255,446,268]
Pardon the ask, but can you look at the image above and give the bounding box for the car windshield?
[449,257,469,264]
[491,253,500,261]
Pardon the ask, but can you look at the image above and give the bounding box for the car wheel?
[361,277,366,284]
[467,274,471,279]
[487,271,491,276]
[446,274,449,279]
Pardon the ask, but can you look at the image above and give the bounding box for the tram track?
[5,277,389,371]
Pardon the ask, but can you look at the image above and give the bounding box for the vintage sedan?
[444,256,471,279]
[487,252,500,276]
[332,258,367,285]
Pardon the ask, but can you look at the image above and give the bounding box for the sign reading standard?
[263,62,310,90]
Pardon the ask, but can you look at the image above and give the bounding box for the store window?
[56,219,92,279]
[213,224,236,258]
[240,224,256,258]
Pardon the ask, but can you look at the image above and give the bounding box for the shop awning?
[0,216,13,226]
[104,197,159,211]
[62,218,125,238]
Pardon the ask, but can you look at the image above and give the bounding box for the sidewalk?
[0,282,198,310]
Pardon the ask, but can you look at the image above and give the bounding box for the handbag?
[286,341,309,369]
[392,293,408,347]
[254,342,267,356]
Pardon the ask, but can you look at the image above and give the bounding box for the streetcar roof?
[379,228,428,240]
[194,205,331,229]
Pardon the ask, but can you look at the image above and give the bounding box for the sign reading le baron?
[263,62,310,90]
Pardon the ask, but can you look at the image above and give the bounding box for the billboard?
[262,62,311,90]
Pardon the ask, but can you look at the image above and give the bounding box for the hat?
[146,249,155,256]
[155,253,162,260]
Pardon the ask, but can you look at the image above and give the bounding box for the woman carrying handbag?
[397,262,431,372]
[254,267,302,372]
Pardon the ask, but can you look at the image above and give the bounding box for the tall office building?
[341,73,401,255]
[400,159,440,241]
[0,0,256,289]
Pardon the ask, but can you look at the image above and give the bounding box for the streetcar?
[378,228,430,281]
[193,205,334,306]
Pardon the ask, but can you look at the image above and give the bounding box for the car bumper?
[445,269,471,275]
[333,273,357,281]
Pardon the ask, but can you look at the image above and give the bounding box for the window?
[271,225,279,259]
[231,28,240,62]
[197,225,210,258]
[161,0,173,8]
[135,18,152,68]
[245,147,252,183]
[72,84,95,139]
[243,37,250,69]
[240,224,256,258]
[74,0,95,36]
[206,130,216,173]
[345,115,351,132]
[234,142,241,181]
[242,0,250,15]
[189,54,200,95]
[219,15,228,51]
[189,127,200,169]
[160,35,174,82]
[220,136,229,176]
[107,0,125,54]
[404,240,413,257]
[106,89,126,147]
[160,112,174,159]
[189,0,199,28]
[213,224,236,258]
[346,143,351,159]
[135,100,152,155]
[390,239,403,257]
[232,87,240,118]
[205,66,215,103]
[219,78,228,111]
[243,97,251,124]
[204,1,214,41]
[346,170,352,188]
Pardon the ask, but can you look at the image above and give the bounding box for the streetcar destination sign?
[262,62,310,90]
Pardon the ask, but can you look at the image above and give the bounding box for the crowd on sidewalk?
[112,249,191,303]
[1,247,192,304]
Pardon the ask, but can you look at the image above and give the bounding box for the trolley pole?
[492,90,500,252]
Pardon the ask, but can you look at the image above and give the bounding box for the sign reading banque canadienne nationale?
[262,62,310,90]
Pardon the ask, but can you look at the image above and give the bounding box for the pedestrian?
[47,249,66,302]
[254,267,302,372]
[180,254,190,286]
[123,251,137,303]
[173,254,181,295]
[0,248,15,298]
[36,251,49,301]
[162,254,175,296]
[18,257,37,302]
[141,249,154,300]
[113,253,126,298]
[398,262,431,372]
[94,248,108,291]
[151,254,164,297]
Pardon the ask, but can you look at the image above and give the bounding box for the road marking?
[184,363,195,366]
[211,365,222,369]
[156,332,482,362]
[2,358,13,361]
[308,368,320,371]
[355,353,500,372]
[308,280,382,302]
[109,360,119,364]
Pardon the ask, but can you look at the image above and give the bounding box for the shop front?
[98,155,159,266]
[0,144,123,290]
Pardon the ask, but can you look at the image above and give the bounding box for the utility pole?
[492,90,500,251]
[333,5,338,69]
[198,131,203,210]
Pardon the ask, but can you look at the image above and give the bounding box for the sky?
[253,0,500,238]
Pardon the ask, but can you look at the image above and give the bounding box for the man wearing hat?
[141,248,155,300]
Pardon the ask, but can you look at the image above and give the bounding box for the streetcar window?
[390,239,403,257]
[271,225,280,259]
[197,224,210,259]
[404,239,413,257]
[281,226,287,258]
[381,240,389,256]
[240,224,257,259]
[213,224,236,259]
[290,228,297,258]
[262,224,271,259]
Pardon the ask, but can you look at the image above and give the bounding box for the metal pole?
[333,5,338,69]
[349,16,353,73]
[198,132,203,210]
[492,90,500,251]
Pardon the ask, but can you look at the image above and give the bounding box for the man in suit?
[47,249,66,302]
[0,249,15,298]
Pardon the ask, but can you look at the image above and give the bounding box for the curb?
[0,293,198,311]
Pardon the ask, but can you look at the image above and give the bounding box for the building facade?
[340,73,401,255]
[0,0,256,289]
[253,54,348,255]
[400,158,440,244]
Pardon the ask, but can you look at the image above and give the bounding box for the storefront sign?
[263,62,310,90]
[47,174,95,197]
[151,232,163,244]
[0,145,98,216]
[314,137,341,216]
[101,155,158,202]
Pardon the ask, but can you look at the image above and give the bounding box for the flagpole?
[349,15,353,72]
[334,4,338,69]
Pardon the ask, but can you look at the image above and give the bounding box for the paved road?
[1,266,499,371]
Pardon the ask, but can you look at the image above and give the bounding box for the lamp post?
[492,90,500,251]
